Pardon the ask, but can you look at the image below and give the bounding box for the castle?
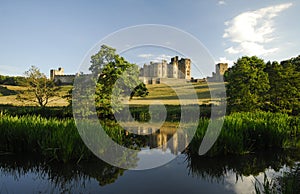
[50,67,75,85]
[139,56,191,84]
[50,58,227,85]
[207,63,228,82]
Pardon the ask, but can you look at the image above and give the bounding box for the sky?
[0,0,299,78]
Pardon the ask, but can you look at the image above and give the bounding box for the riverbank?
[0,111,299,162]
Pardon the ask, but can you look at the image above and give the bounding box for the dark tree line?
[0,75,27,86]
[225,55,300,115]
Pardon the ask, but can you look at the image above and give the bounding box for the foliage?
[0,115,89,162]
[0,105,73,118]
[265,56,300,115]
[130,82,149,99]
[88,45,148,117]
[0,115,144,163]
[225,56,270,112]
[0,85,17,96]
[189,111,300,156]
[225,55,300,115]
[16,66,60,107]
[0,75,27,86]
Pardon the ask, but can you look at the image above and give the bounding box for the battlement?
[50,67,75,85]
[139,56,191,83]
[207,63,228,82]
[50,67,64,80]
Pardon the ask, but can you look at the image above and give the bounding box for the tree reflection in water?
[1,123,300,193]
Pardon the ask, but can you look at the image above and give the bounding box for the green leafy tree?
[265,61,285,112]
[225,56,270,112]
[130,83,149,99]
[265,56,300,115]
[17,66,60,107]
[88,45,148,116]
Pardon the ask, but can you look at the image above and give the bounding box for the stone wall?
[207,63,228,82]
[53,75,75,85]
[139,56,191,84]
[50,67,75,85]
[50,67,64,80]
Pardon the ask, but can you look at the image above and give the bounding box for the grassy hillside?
[129,82,224,105]
[0,84,72,106]
[0,82,224,106]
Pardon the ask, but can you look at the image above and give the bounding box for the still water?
[1,150,299,193]
[0,124,299,193]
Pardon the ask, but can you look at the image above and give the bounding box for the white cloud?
[225,47,242,54]
[138,54,153,58]
[218,0,226,5]
[138,54,173,61]
[216,57,235,66]
[153,54,173,62]
[223,3,292,56]
[135,54,174,65]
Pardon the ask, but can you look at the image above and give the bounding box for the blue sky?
[0,0,299,78]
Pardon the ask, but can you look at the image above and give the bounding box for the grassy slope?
[0,84,72,106]
[129,82,224,105]
[0,82,224,106]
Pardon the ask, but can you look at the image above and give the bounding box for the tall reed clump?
[0,115,91,162]
[189,111,300,156]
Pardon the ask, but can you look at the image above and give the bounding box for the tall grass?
[0,111,299,162]
[0,104,73,118]
[0,115,90,162]
[0,115,144,163]
[189,111,300,156]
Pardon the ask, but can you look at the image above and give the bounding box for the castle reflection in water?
[123,124,189,155]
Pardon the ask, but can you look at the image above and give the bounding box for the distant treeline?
[0,75,27,86]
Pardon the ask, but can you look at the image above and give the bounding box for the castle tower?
[178,58,191,79]
[156,63,162,78]
[50,67,64,79]
[207,63,228,82]
[170,56,179,78]
[216,63,228,76]
[161,60,168,78]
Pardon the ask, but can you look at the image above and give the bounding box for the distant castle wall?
[50,67,75,85]
[207,63,228,82]
[49,61,227,86]
[50,67,64,80]
[139,56,191,84]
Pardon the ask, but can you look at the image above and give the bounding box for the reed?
[0,111,299,162]
[189,111,300,156]
[0,115,144,163]
[0,115,90,162]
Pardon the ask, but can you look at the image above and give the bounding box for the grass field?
[0,82,224,106]
[0,85,72,106]
[129,82,224,105]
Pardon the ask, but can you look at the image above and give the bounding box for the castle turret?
[178,58,191,80]
[50,67,64,80]
[170,56,179,78]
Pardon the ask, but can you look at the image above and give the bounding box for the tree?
[17,66,60,107]
[264,61,283,112]
[130,83,149,99]
[265,56,300,114]
[225,56,270,112]
[81,45,148,117]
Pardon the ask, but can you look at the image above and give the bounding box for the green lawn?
[0,84,72,106]
[0,82,224,106]
[129,82,225,105]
